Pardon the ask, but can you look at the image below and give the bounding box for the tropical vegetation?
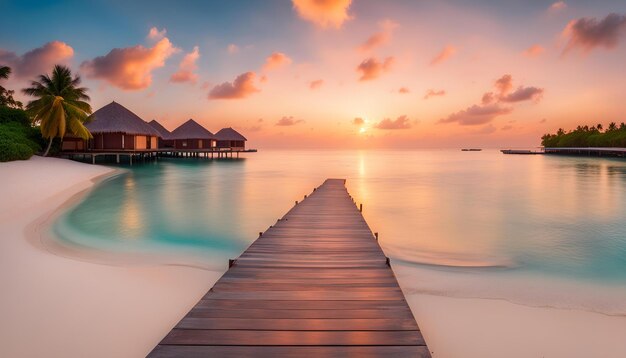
[0,66,40,162]
[22,65,92,156]
[541,122,626,148]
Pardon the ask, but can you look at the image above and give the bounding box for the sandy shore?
[0,157,222,358]
[394,264,626,358]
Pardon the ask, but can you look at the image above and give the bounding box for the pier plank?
[148,179,431,357]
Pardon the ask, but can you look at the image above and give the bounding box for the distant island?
[542,123,626,148]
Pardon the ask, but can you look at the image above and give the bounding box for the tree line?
[0,64,92,161]
[541,122,626,148]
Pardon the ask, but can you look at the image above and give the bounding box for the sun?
[359,127,367,134]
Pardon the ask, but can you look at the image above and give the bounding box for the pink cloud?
[0,41,74,78]
[359,19,399,52]
[170,46,200,84]
[291,0,353,29]
[375,115,412,129]
[357,56,394,81]
[398,87,410,94]
[147,27,167,41]
[81,36,178,90]
[309,79,324,89]
[263,52,292,71]
[439,104,513,126]
[523,44,545,57]
[424,89,446,99]
[494,74,513,96]
[276,116,305,126]
[563,13,626,54]
[500,86,544,103]
[208,71,260,100]
[430,45,456,66]
[501,124,513,131]
[549,1,567,12]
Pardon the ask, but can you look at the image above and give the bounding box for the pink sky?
[2,1,626,148]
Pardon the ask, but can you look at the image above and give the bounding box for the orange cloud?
[291,0,353,29]
[359,19,399,52]
[276,116,304,126]
[549,1,567,12]
[439,104,513,125]
[562,13,626,54]
[430,45,456,65]
[208,72,260,99]
[357,56,394,81]
[398,87,410,94]
[0,41,74,78]
[147,27,167,41]
[375,115,412,129]
[352,117,364,125]
[309,79,324,89]
[523,44,545,57]
[170,46,200,84]
[81,35,178,90]
[424,89,445,99]
[263,52,292,71]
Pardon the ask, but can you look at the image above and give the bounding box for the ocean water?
[53,150,626,314]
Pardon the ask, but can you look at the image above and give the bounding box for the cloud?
[291,0,353,29]
[309,79,324,89]
[501,124,513,131]
[439,104,513,126]
[475,124,497,134]
[424,89,446,99]
[170,46,200,84]
[356,56,394,81]
[430,45,456,65]
[549,1,567,12]
[148,27,167,41]
[208,71,260,99]
[352,117,364,125]
[494,74,513,96]
[359,19,399,52]
[227,44,239,54]
[523,44,545,57]
[81,35,178,90]
[263,52,292,71]
[276,116,304,126]
[563,13,626,53]
[0,41,74,78]
[375,115,412,129]
[500,86,544,103]
[398,87,410,94]
[540,118,548,123]
[482,92,495,105]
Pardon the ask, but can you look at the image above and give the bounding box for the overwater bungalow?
[169,119,216,150]
[148,119,174,148]
[62,101,160,151]
[215,127,247,150]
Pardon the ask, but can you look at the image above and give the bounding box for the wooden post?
[116,154,120,164]
[259,232,263,237]
[385,257,390,267]
[359,204,363,212]
[295,201,298,205]
[228,259,235,268]
[374,232,378,240]
[92,154,95,165]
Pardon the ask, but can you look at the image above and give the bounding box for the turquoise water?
[54,150,626,286]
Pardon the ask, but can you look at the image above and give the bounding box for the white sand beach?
[0,157,223,358]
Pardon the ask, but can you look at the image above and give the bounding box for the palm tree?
[608,122,617,131]
[22,65,92,156]
[0,65,23,109]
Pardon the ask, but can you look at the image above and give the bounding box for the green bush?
[0,121,41,162]
[0,106,30,126]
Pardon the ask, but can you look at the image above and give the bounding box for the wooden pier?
[149,179,430,357]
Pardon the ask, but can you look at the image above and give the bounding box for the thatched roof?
[86,101,161,137]
[169,119,214,140]
[148,119,172,140]
[215,127,247,141]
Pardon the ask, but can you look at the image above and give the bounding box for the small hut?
[62,101,160,151]
[148,119,174,148]
[169,119,215,149]
[215,127,247,150]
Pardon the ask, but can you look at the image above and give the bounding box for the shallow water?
[54,150,626,313]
